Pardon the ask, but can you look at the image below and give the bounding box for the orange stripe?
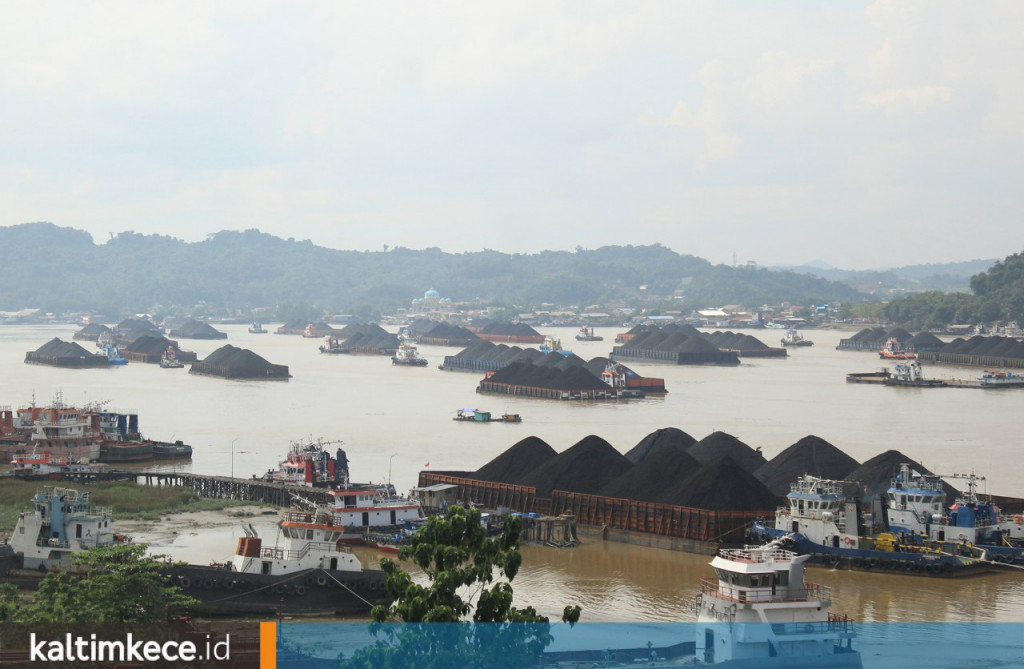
[260,621,276,669]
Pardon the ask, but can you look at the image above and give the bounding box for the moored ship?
[391,341,428,366]
[165,515,391,617]
[694,542,861,668]
[780,328,813,347]
[8,486,133,572]
[749,467,1024,575]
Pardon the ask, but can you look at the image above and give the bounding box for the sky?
[1,1,1021,270]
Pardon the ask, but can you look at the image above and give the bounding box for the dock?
[136,472,331,507]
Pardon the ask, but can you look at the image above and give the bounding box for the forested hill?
[0,222,866,315]
[880,251,1024,328]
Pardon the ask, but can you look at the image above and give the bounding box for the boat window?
[776,571,788,586]
[306,529,313,540]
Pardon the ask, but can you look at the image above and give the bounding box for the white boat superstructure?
[694,544,859,667]
[774,476,859,549]
[231,513,363,575]
[10,486,130,571]
[327,486,425,529]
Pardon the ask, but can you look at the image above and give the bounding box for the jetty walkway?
[136,472,331,507]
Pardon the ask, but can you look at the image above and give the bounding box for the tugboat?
[749,470,1008,575]
[879,337,916,359]
[575,326,603,342]
[391,341,428,366]
[694,541,861,668]
[319,335,349,354]
[248,322,267,334]
[159,346,185,368]
[8,486,133,571]
[781,328,813,347]
[263,438,350,487]
[165,511,392,616]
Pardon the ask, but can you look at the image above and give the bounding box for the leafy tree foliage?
[346,507,579,669]
[880,252,1024,328]
[12,544,196,623]
[372,506,579,624]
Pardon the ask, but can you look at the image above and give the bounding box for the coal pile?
[625,427,697,464]
[705,331,771,351]
[472,436,557,484]
[599,440,702,503]
[122,335,197,363]
[25,338,108,367]
[416,321,479,345]
[113,318,161,343]
[687,431,767,473]
[612,325,740,365]
[907,331,945,352]
[844,450,956,499]
[754,435,860,496]
[190,344,291,379]
[344,329,400,353]
[168,320,227,340]
[484,362,611,391]
[657,456,781,510]
[72,322,111,342]
[520,435,634,497]
[478,322,542,338]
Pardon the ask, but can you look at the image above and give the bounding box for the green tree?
[346,507,579,669]
[15,544,196,623]
[372,506,579,624]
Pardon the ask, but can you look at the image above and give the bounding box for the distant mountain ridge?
[773,259,997,293]
[0,222,871,314]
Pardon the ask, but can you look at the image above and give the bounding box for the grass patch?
[0,480,270,533]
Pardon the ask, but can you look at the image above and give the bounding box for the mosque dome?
[424,288,440,301]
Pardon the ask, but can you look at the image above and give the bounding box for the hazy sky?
[2,2,1020,269]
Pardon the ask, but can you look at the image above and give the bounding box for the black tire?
[179,576,192,589]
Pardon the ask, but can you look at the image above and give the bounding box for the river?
[3,322,1023,622]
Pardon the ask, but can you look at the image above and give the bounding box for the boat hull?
[750,525,991,577]
[164,565,392,617]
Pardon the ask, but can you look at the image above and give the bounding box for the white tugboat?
[10,486,132,571]
[391,341,428,366]
[166,507,393,616]
[694,542,861,668]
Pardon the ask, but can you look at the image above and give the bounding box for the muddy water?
[4,323,1024,621]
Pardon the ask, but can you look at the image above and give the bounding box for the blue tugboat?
[749,465,1024,576]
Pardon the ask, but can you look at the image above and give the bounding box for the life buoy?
[808,511,816,520]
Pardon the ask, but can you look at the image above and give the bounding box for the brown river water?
[3,323,1023,622]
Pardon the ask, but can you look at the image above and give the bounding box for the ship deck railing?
[701,579,831,605]
[282,511,339,526]
[770,616,856,637]
[259,541,349,561]
[719,547,795,563]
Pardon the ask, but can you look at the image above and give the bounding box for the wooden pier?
[136,472,330,507]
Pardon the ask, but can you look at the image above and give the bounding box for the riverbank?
[0,480,262,535]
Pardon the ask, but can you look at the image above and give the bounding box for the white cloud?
[861,85,953,116]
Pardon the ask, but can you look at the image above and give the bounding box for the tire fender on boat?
[179,576,192,589]
[316,575,328,587]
